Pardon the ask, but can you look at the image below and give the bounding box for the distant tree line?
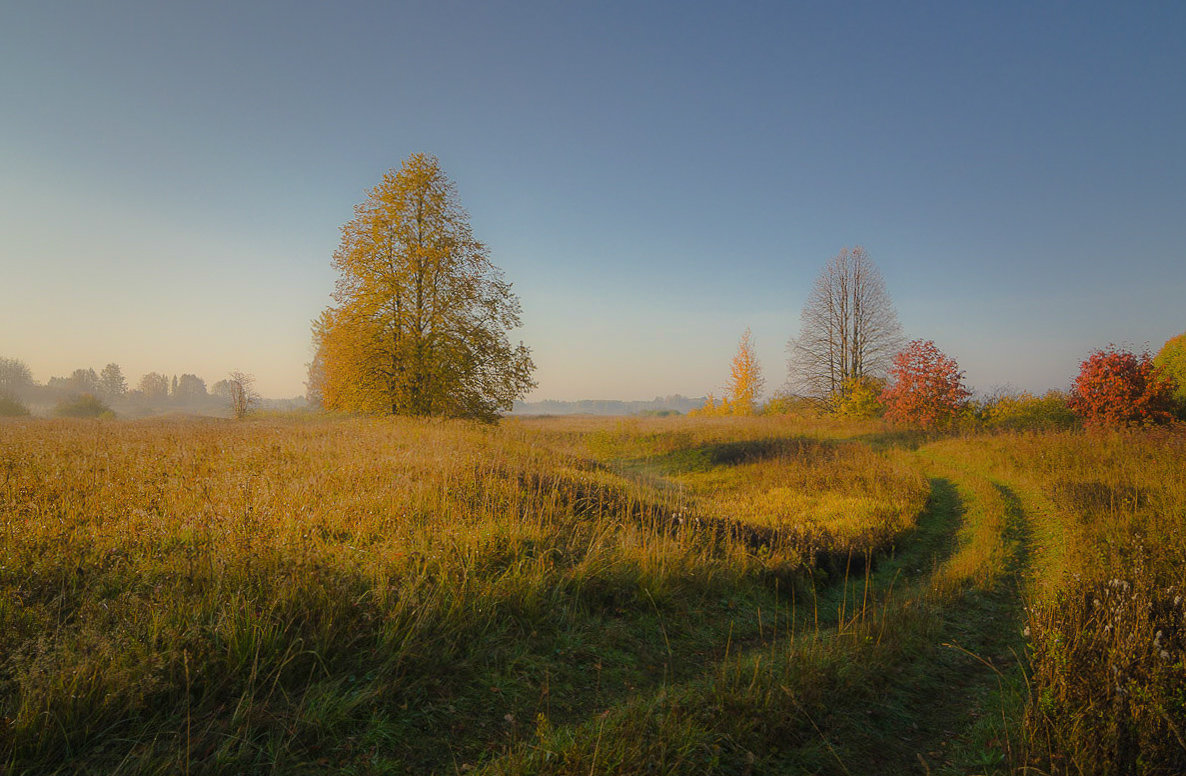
[0,358,275,419]
[512,395,706,416]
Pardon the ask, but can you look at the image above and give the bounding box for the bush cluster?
[978,390,1076,431]
[880,340,970,427]
[791,338,1186,432]
[1070,346,1176,427]
[53,393,114,419]
[833,376,885,419]
[0,393,30,416]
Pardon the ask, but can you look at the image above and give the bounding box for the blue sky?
[2,1,1183,400]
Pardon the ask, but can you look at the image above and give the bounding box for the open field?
[1,415,1184,774]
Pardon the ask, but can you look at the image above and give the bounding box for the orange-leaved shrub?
[880,340,970,428]
[1069,346,1175,427]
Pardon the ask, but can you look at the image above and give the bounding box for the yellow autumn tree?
[693,328,764,416]
[725,327,764,415]
[310,154,536,421]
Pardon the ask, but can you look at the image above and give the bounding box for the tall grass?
[3,414,1183,773]
[927,428,1186,774]
[0,415,928,773]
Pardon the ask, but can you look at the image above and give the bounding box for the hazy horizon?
[4,2,1184,402]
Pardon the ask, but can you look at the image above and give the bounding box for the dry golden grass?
[2,414,1183,774]
[0,414,930,773]
[926,429,1186,774]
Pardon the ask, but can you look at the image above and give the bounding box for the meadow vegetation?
[1,413,1184,774]
[0,396,30,418]
[52,393,114,419]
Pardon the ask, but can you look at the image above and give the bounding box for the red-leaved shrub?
[880,340,971,427]
[1069,346,1175,427]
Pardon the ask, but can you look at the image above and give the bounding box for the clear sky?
[2,1,1184,400]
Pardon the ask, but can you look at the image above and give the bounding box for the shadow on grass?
[463,476,978,776]
[807,476,966,623]
[760,474,1035,775]
[854,428,936,451]
[632,435,845,476]
[847,478,1033,775]
[994,482,1032,579]
[872,476,965,585]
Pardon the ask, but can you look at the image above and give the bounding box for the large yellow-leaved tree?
[310,154,535,421]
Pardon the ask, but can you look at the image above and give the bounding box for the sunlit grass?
[0,415,930,772]
[919,428,1186,774]
[1,414,1183,773]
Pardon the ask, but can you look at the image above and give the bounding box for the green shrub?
[54,393,114,419]
[760,392,820,416]
[1154,332,1186,418]
[833,376,885,419]
[982,390,1076,431]
[0,393,30,416]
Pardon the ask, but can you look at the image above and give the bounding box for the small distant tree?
[138,372,170,402]
[725,328,764,416]
[690,393,726,417]
[1069,346,1175,427]
[1154,332,1186,417]
[0,357,35,398]
[99,363,127,400]
[692,329,764,417]
[880,340,971,427]
[226,371,260,419]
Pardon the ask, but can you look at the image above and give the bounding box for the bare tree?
[788,246,903,401]
[227,371,260,419]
